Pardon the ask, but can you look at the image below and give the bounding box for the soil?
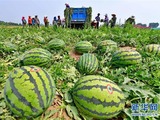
[119,46,136,51]
[41,95,71,120]
[69,49,81,61]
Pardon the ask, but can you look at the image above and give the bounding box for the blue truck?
[64,7,92,28]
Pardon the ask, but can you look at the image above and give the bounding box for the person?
[61,18,65,28]
[65,3,70,8]
[32,16,35,26]
[22,16,27,27]
[91,20,97,28]
[28,16,32,27]
[104,14,109,27]
[109,14,117,28]
[44,16,49,27]
[52,16,57,26]
[95,13,100,29]
[35,15,40,27]
[57,16,61,26]
[124,16,135,27]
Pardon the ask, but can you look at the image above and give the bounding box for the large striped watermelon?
[111,50,142,66]
[72,75,125,119]
[4,66,56,119]
[74,41,93,54]
[97,40,118,53]
[20,48,52,67]
[76,53,98,74]
[48,38,65,50]
[144,44,160,56]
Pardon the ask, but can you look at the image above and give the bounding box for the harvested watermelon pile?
[0,26,160,120]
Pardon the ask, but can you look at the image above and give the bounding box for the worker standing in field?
[61,18,65,28]
[52,16,57,26]
[95,13,100,29]
[104,14,109,27]
[109,14,117,28]
[35,15,40,27]
[21,16,27,27]
[57,16,61,26]
[28,16,32,27]
[124,16,135,27]
[32,16,35,26]
[44,16,49,27]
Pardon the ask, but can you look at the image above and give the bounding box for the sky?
[0,0,159,26]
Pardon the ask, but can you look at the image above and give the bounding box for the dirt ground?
[69,49,81,61]
[119,46,136,51]
[41,95,71,120]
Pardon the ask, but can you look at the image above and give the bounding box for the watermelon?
[97,40,118,53]
[20,48,52,67]
[76,53,98,74]
[74,41,93,54]
[48,38,65,50]
[144,44,160,56]
[34,36,45,44]
[111,50,142,66]
[4,66,56,119]
[1,41,18,53]
[72,75,125,119]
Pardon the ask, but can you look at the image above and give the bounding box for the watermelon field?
[0,25,160,120]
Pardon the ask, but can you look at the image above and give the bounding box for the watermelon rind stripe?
[72,84,123,95]
[4,79,26,116]
[8,72,38,112]
[21,67,45,109]
[90,55,98,73]
[83,54,87,73]
[112,57,142,61]
[23,51,51,58]
[36,71,49,105]
[73,78,116,90]
[41,69,55,105]
[87,54,93,73]
[73,94,124,107]
[74,99,122,118]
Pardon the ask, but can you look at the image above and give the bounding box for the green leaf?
[42,109,59,120]
[122,85,156,98]
[66,105,81,120]
[124,108,134,120]
[64,91,73,103]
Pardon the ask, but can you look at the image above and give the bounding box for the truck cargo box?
[64,7,92,28]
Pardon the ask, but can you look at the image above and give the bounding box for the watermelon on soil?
[72,75,125,119]
[76,53,98,75]
[144,44,160,56]
[48,38,65,50]
[111,50,142,66]
[20,48,52,67]
[4,66,56,119]
[96,40,118,54]
[74,41,93,54]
